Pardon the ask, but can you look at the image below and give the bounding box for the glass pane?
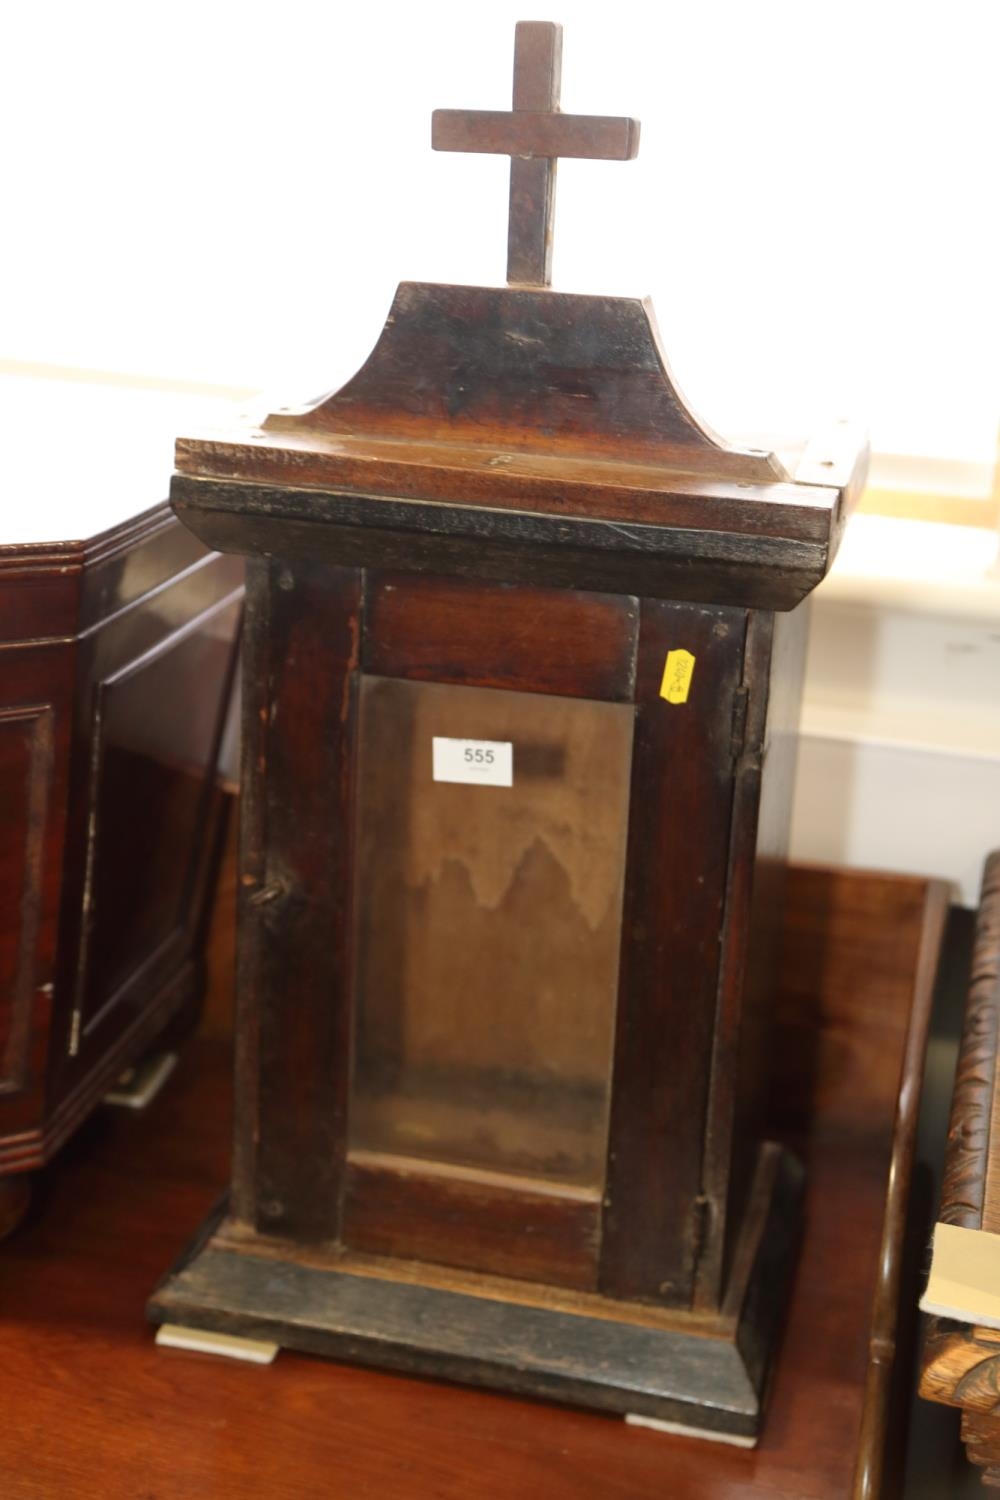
[84,601,239,1017]
[350,676,634,1193]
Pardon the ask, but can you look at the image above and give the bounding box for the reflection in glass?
[84,601,239,1023]
[351,677,634,1193]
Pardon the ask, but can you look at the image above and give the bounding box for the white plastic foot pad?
[155,1323,279,1365]
[625,1413,758,1448]
[105,1052,178,1110]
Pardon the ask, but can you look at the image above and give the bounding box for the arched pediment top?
[264,282,788,485]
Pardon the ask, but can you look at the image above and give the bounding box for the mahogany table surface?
[0,865,948,1497]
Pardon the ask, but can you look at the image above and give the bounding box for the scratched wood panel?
[172,478,830,614]
[344,1158,600,1291]
[363,572,638,703]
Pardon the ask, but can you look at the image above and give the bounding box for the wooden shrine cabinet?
[0,376,242,1233]
[149,23,867,1442]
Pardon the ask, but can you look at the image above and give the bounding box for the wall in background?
[794,518,1000,905]
[2,0,998,487]
[4,3,998,898]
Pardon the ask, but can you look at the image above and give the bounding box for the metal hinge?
[692,1195,712,1267]
[730,684,750,763]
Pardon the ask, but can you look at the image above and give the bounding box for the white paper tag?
[432,736,513,787]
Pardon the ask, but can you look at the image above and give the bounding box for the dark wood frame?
[0,856,948,1498]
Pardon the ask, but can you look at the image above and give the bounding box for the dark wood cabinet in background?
[0,499,241,1224]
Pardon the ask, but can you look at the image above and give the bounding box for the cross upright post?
[432,21,640,287]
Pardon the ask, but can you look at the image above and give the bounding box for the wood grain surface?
[363,572,639,702]
[170,275,868,620]
[254,283,791,480]
[919,852,1000,1487]
[233,559,361,1244]
[431,21,638,289]
[599,601,744,1306]
[0,860,944,1499]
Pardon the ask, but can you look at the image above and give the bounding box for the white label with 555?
[432,736,513,787]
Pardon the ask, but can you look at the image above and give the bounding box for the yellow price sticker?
[660,649,696,704]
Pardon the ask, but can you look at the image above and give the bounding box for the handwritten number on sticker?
[660,649,696,705]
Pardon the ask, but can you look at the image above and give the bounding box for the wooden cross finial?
[432,21,640,287]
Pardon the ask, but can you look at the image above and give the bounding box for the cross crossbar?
[432,21,640,287]
[431,110,639,162]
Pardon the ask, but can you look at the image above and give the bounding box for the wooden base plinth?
[0,1173,32,1240]
[148,1143,801,1443]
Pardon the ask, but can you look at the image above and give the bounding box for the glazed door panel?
[234,564,745,1299]
[342,579,639,1287]
[54,563,242,1090]
[350,675,634,1192]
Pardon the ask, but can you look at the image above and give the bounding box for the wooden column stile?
[235,559,362,1242]
[695,603,811,1309]
[600,601,746,1306]
[229,558,269,1228]
[694,609,774,1310]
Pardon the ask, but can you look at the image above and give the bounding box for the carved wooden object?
[920,852,1000,1486]
[150,20,869,1443]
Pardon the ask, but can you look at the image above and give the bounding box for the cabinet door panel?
[79,603,239,1039]
[52,559,241,1093]
[0,642,72,1146]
